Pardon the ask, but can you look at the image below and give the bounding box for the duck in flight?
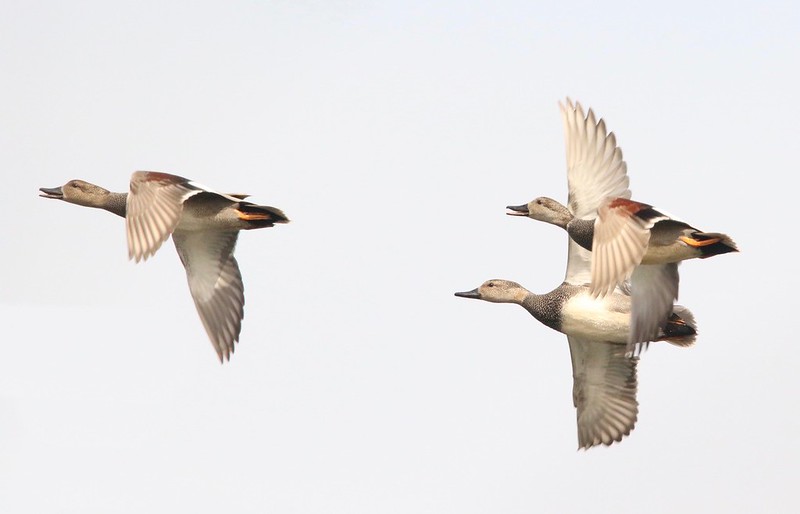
[455,99,700,449]
[507,99,736,351]
[455,279,696,449]
[40,171,289,362]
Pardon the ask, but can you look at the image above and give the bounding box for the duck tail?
[628,305,698,357]
[237,203,290,227]
[661,305,698,348]
[689,232,739,258]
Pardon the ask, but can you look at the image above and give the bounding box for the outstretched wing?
[561,99,631,285]
[567,336,639,449]
[172,230,245,362]
[562,99,631,220]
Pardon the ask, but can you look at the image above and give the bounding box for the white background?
[1,1,797,512]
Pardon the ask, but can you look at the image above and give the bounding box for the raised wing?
[567,336,639,449]
[172,230,245,362]
[562,99,631,219]
[561,99,631,285]
[126,171,202,262]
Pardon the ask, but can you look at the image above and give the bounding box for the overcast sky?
[1,1,797,512]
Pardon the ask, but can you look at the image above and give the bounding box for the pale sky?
[1,1,798,513]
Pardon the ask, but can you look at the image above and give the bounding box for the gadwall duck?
[40,171,289,362]
[455,278,696,449]
[507,99,736,350]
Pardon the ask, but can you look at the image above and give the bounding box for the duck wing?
[172,229,244,362]
[590,198,678,351]
[567,336,639,449]
[561,99,631,285]
[590,198,659,296]
[126,171,203,262]
[562,99,631,219]
[628,263,680,354]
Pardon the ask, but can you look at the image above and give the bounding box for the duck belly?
[559,292,630,343]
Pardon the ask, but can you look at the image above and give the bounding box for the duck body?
[40,171,288,362]
[457,280,695,347]
[556,285,632,343]
[557,284,696,346]
[38,176,285,231]
[176,193,257,231]
[124,171,287,263]
[508,198,737,267]
[638,220,737,264]
[593,197,737,270]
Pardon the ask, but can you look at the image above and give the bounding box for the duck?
[39,171,289,362]
[455,279,696,449]
[506,99,736,351]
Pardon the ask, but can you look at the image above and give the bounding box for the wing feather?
[561,100,631,220]
[126,171,202,262]
[567,336,639,449]
[590,199,653,297]
[172,230,245,362]
[560,99,631,284]
[627,264,680,354]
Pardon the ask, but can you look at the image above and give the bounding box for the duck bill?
[39,186,64,199]
[454,288,481,299]
[506,204,529,216]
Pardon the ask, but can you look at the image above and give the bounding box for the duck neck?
[519,291,560,331]
[101,192,128,218]
[544,202,575,229]
[566,218,595,251]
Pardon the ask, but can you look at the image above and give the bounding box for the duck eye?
[487,283,494,288]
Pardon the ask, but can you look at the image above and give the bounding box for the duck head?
[507,197,572,228]
[40,180,115,209]
[455,279,528,304]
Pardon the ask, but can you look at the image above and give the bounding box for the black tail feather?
[693,232,738,258]
[238,202,290,227]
